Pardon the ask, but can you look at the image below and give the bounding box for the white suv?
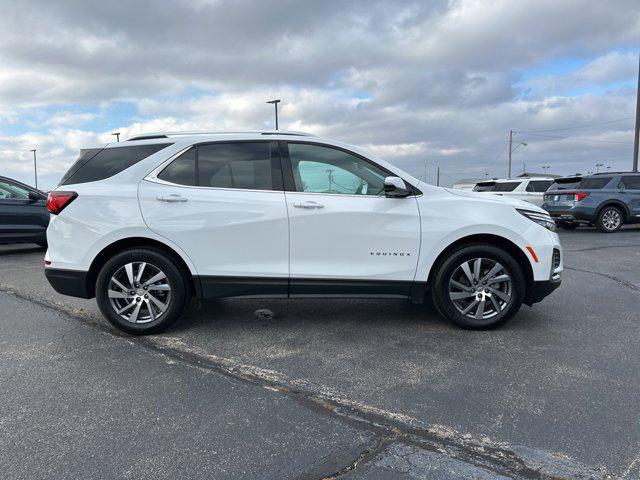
[473,177,555,206]
[44,131,562,334]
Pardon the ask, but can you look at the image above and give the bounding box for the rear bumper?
[44,268,93,299]
[543,204,596,223]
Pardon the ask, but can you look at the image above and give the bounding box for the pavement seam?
[564,266,639,291]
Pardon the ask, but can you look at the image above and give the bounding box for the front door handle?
[293,201,324,209]
[156,194,188,203]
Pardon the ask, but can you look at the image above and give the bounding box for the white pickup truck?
[473,177,554,207]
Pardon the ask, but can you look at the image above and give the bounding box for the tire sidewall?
[432,244,525,329]
[96,248,188,335]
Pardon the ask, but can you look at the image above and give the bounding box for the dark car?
[542,172,640,232]
[0,176,49,246]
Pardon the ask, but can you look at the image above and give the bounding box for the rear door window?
[197,142,274,190]
[526,180,554,192]
[619,176,640,190]
[61,144,173,185]
[493,182,520,192]
[579,177,612,189]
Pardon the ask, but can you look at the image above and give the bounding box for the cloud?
[0,0,638,188]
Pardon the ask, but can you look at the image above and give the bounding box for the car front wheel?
[431,244,526,329]
[596,206,623,233]
[96,248,190,335]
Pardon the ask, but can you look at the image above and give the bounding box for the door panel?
[0,180,47,243]
[285,192,421,284]
[139,181,289,279]
[283,142,421,289]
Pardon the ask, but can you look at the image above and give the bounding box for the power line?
[517,116,635,134]
[518,132,633,145]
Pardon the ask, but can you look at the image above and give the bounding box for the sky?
[0,0,639,190]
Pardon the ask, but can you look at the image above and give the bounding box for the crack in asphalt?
[564,244,640,253]
[564,266,640,291]
[0,285,609,479]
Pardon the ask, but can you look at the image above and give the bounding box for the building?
[451,178,486,190]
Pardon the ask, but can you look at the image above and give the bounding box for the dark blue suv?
[542,172,640,233]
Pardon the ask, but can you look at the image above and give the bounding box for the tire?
[558,222,578,230]
[95,248,191,335]
[596,206,623,233]
[431,244,526,330]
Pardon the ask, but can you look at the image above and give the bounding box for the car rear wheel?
[431,244,525,329]
[96,248,190,335]
[596,206,623,233]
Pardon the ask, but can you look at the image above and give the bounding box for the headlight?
[517,209,557,232]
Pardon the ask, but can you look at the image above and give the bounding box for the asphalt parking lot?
[1,227,639,479]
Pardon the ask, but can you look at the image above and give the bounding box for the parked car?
[0,175,49,247]
[44,131,562,334]
[543,172,640,232]
[472,177,555,206]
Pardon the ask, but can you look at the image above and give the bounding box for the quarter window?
[61,144,173,185]
[288,143,387,196]
[198,142,273,190]
[158,148,196,186]
[579,177,612,189]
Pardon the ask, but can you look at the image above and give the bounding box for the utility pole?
[266,99,281,130]
[508,130,513,178]
[436,165,440,186]
[111,132,120,142]
[29,149,38,190]
[633,52,639,172]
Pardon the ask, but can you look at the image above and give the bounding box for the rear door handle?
[156,194,188,203]
[293,201,324,209]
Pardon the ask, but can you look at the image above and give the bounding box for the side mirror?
[384,176,412,198]
[28,191,39,203]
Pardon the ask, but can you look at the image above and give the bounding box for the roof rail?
[126,130,314,141]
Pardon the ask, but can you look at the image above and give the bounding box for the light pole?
[542,165,550,175]
[507,130,527,178]
[632,52,639,172]
[595,163,604,173]
[111,132,120,142]
[29,149,38,190]
[266,99,281,130]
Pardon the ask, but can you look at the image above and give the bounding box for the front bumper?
[527,277,561,305]
[44,268,93,299]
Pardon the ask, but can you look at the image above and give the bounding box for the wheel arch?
[426,234,535,305]
[86,237,197,299]
[595,201,630,221]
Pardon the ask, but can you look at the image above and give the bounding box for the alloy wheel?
[448,257,512,321]
[602,209,621,231]
[107,262,172,324]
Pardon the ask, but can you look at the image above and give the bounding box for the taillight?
[47,191,77,214]
[575,192,589,202]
